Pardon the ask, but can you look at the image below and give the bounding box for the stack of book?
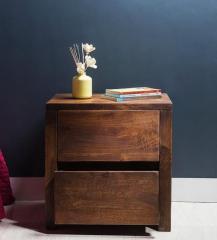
[103,87,162,102]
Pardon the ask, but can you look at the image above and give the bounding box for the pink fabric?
[0,150,15,219]
[0,194,5,219]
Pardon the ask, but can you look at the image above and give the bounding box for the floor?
[0,202,217,240]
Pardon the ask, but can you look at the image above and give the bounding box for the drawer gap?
[57,161,159,171]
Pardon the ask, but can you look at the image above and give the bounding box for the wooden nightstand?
[45,93,172,231]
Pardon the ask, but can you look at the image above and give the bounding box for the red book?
[106,87,161,95]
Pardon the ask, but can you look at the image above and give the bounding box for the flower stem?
[82,43,85,64]
[76,44,80,62]
[69,47,77,67]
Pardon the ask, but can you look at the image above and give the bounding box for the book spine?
[102,94,161,102]
[105,90,161,95]
[105,92,161,98]
[115,95,161,101]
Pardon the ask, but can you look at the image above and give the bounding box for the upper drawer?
[58,110,160,162]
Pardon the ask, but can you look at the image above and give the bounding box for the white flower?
[82,43,96,54]
[85,55,97,69]
[76,62,85,74]
[70,43,97,73]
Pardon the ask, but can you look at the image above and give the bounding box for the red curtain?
[0,150,15,219]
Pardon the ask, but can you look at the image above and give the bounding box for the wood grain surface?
[158,110,172,231]
[45,93,172,231]
[54,171,159,225]
[45,110,57,228]
[58,110,160,162]
[46,93,172,110]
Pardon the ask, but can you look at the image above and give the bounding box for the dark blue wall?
[0,0,217,177]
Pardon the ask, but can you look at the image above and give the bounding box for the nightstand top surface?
[47,93,172,110]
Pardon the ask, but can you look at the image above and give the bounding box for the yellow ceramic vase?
[72,73,92,99]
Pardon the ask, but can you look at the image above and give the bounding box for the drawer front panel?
[54,171,159,225]
[58,110,160,161]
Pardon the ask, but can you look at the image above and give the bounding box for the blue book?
[105,92,161,98]
[102,94,162,102]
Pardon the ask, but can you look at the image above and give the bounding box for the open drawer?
[54,170,159,225]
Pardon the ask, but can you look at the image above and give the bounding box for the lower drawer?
[54,170,159,225]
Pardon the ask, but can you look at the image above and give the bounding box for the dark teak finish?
[58,110,160,162]
[54,171,159,225]
[45,93,172,231]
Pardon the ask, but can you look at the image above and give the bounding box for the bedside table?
[45,93,172,231]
